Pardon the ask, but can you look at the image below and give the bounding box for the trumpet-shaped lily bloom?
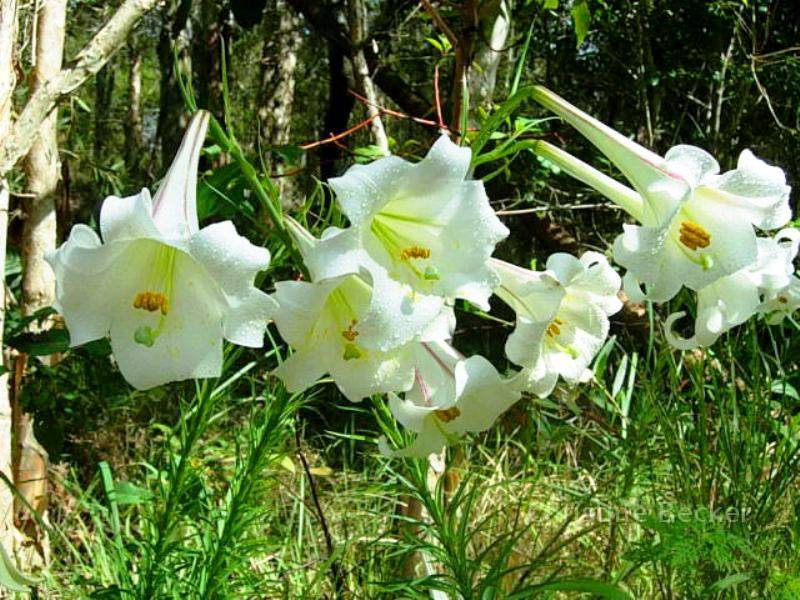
[386,341,520,457]
[666,229,800,348]
[493,252,622,397]
[312,135,508,310]
[532,86,792,302]
[46,112,277,390]
[760,276,800,325]
[271,221,453,402]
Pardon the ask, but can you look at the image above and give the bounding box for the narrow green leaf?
[511,21,535,95]
[706,572,751,593]
[571,0,592,46]
[528,578,631,599]
[770,380,799,401]
[470,86,536,161]
[0,544,39,593]
[8,328,70,356]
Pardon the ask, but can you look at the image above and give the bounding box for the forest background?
[0,0,799,598]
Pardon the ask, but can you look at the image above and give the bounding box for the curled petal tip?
[151,110,211,239]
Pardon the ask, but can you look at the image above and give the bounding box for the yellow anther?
[435,406,461,423]
[546,320,562,338]
[400,246,431,261]
[778,296,789,305]
[678,221,711,250]
[341,319,359,342]
[133,291,169,315]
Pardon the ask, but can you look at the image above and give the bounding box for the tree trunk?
[258,0,301,149]
[14,0,67,560]
[346,0,388,153]
[258,0,302,205]
[156,0,193,171]
[125,40,144,179]
[319,39,355,183]
[469,0,510,112]
[0,0,17,554]
[194,0,232,120]
[93,61,116,161]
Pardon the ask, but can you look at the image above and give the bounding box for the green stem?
[206,116,308,276]
[139,383,218,598]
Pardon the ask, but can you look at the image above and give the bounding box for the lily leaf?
[571,0,592,46]
[8,328,70,356]
[0,544,40,593]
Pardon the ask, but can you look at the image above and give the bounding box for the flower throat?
[133,244,178,347]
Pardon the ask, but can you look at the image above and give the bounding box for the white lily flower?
[314,135,508,310]
[492,252,622,397]
[386,341,520,457]
[760,276,800,325]
[532,86,792,302]
[666,229,800,348]
[46,112,277,390]
[271,221,453,402]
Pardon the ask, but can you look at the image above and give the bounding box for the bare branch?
[0,0,162,176]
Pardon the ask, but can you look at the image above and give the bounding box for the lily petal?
[151,110,211,240]
[46,225,131,346]
[328,156,413,225]
[188,221,271,300]
[109,245,224,390]
[445,356,520,435]
[700,150,792,231]
[100,189,161,244]
[532,85,691,227]
[273,347,330,394]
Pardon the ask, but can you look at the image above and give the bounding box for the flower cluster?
[49,93,797,457]
[530,86,798,349]
[268,135,621,455]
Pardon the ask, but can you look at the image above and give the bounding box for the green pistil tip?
[134,326,157,347]
[700,254,714,271]
[423,266,440,281]
[343,343,363,361]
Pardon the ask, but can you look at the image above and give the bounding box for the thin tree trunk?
[0,0,17,554]
[258,0,301,205]
[125,41,143,178]
[320,39,355,183]
[469,0,510,112]
[15,0,67,552]
[156,0,192,170]
[347,0,388,153]
[93,61,116,161]
[194,0,232,120]
[258,0,300,148]
[0,0,161,176]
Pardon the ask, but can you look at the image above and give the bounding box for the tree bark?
[469,0,510,112]
[319,39,355,183]
[347,0,388,153]
[125,40,144,178]
[0,0,161,176]
[0,0,17,554]
[258,0,301,148]
[93,61,116,161]
[15,0,67,548]
[258,0,301,204]
[156,0,193,170]
[194,0,232,120]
